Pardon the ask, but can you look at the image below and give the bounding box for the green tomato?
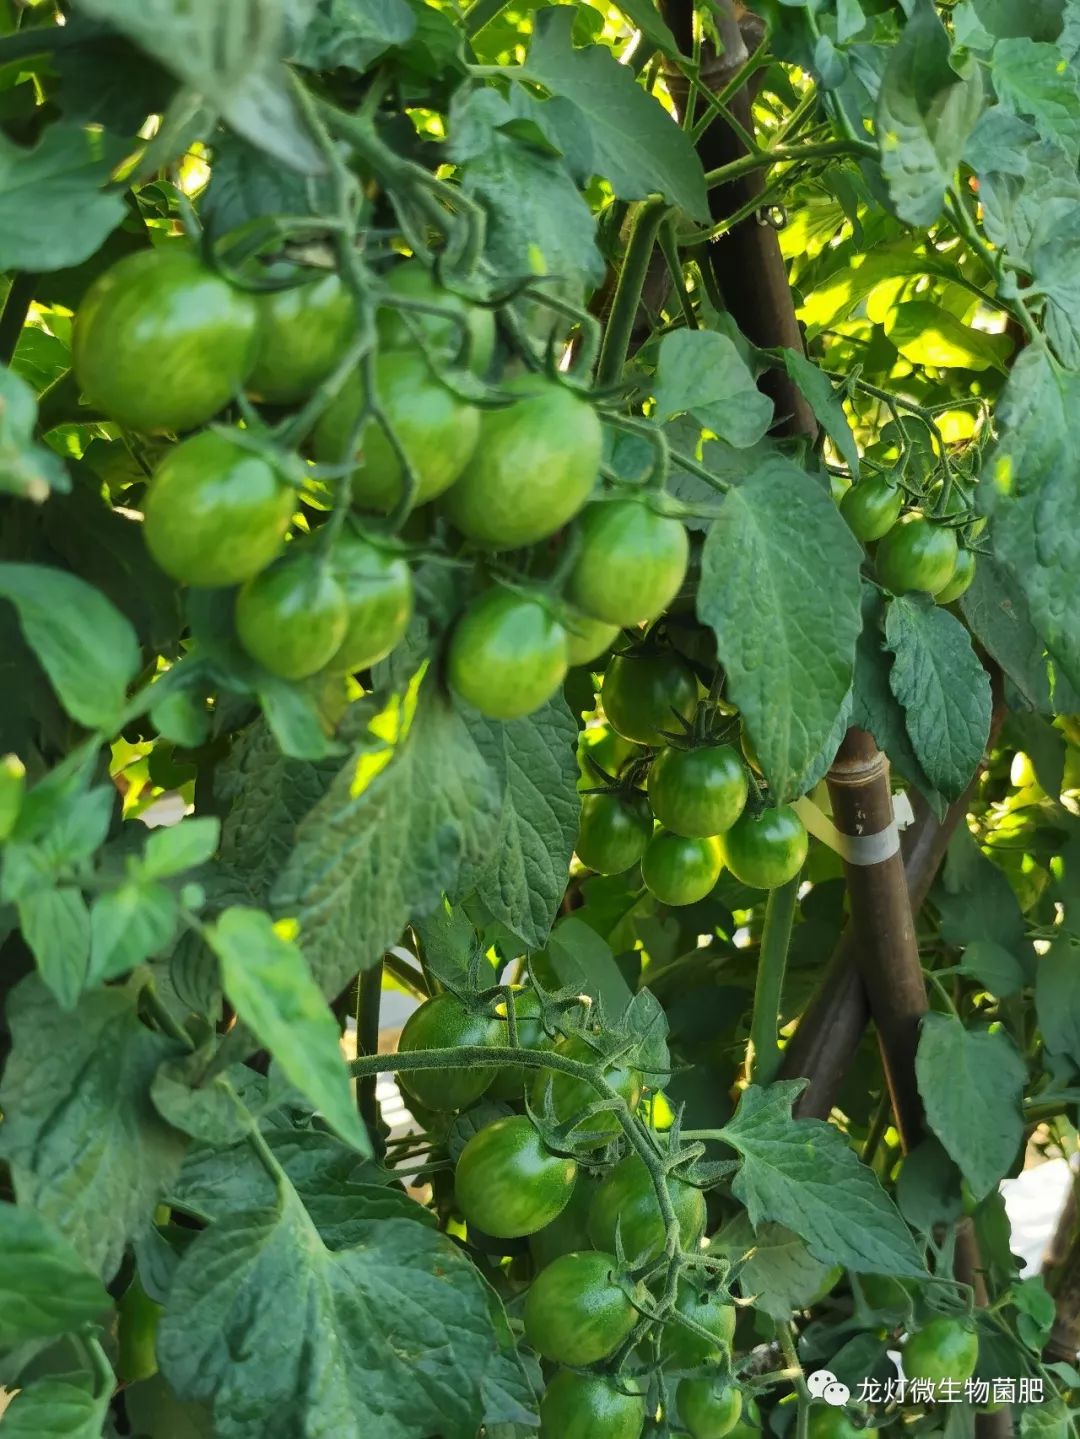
[442,374,602,548]
[601,651,698,747]
[934,545,975,604]
[447,589,568,720]
[565,611,620,667]
[902,1317,979,1398]
[587,1153,706,1263]
[326,530,413,673]
[523,1250,642,1365]
[576,792,653,875]
[568,498,689,627]
[235,553,348,680]
[143,430,295,587]
[648,744,748,838]
[722,806,808,889]
[677,1379,743,1439]
[642,831,723,906]
[529,1032,643,1148]
[311,350,480,513]
[839,478,903,542]
[396,992,500,1112]
[530,1172,600,1270]
[661,1279,737,1369]
[875,515,958,595]
[539,1371,645,1439]
[455,1115,577,1238]
[488,986,552,1099]
[73,247,260,433]
[247,273,357,404]
[807,1408,876,1439]
[377,259,495,374]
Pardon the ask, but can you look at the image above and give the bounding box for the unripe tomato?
[442,374,602,548]
[902,1316,979,1398]
[576,792,653,875]
[602,651,698,746]
[807,1407,876,1439]
[247,273,358,404]
[377,260,495,375]
[587,1153,706,1262]
[566,611,620,667]
[875,515,958,595]
[447,589,568,720]
[488,986,552,1099]
[523,1250,642,1365]
[235,554,348,680]
[934,545,975,604]
[143,430,295,587]
[73,248,260,433]
[455,1115,577,1238]
[529,1032,642,1148]
[642,831,722,906]
[648,744,748,837]
[539,1370,645,1439]
[326,530,413,673]
[530,1173,599,1270]
[722,806,807,889]
[312,351,480,513]
[396,992,500,1111]
[678,1379,743,1439]
[661,1279,737,1368]
[568,498,689,627]
[839,478,903,542]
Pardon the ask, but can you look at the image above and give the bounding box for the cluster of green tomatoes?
[839,475,976,605]
[71,243,695,721]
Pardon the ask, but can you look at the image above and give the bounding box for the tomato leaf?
[781,350,860,476]
[88,882,178,985]
[143,817,221,881]
[18,886,91,1009]
[883,595,993,800]
[292,0,417,72]
[722,1083,926,1276]
[0,977,186,1278]
[654,331,774,450]
[0,124,128,271]
[208,907,370,1155]
[711,1214,839,1320]
[0,563,139,731]
[991,37,1080,157]
[915,1012,1026,1201]
[958,553,1054,713]
[0,1201,111,1348]
[0,365,69,503]
[697,458,863,801]
[1035,937,1080,1070]
[0,1377,110,1438]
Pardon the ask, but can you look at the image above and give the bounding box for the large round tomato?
[311,350,480,513]
[642,831,723,906]
[576,792,653,875]
[529,1032,642,1148]
[143,430,295,587]
[568,498,689,627]
[566,612,620,667]
[488,986,552,1099]
[839,477,903,542]
[902,1316,979,1397]
[677,1379,743,1439]
[455,1115,577,1238]
[587,1154,706,1262]
[807,1407,876,1439]
[235,553,347,680]
[934,545,975,604]
[442,374,601,548]
[875,514,958,595]
[523,1250,642,1365]
[539,1371,645,1439]
[73,247,260,433]
[247,273,357,404]
[722,806,808,889]
[601,651,698,747]
[447,589,568,720]
[377,260,495,375]
[326,530,413,672]
[647,744,748,838]
[396,992,500,1112]
[661,1279,737,1368]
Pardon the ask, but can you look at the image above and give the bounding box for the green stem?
[659,218,696,330]
[464,0,509,37]
[597,196,669,385]
[0,272,34,366]
[356,961,383,1149]
[705,139,873,190]
[748,877,799,1086]
[779,1322,810,1439]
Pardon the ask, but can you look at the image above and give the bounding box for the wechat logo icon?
[808,1370,851,1407]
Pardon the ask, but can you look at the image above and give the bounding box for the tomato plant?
[677,1379,744,1439]
[235,553,347,680]
[647,742,749,837]
[874,514,959,596]
[447,588,568,719]
[601,650,699,746]
[576,791,653,875]
[567,497,690,627]
[660,1279,737,1368]
[587,1153,706,1262]
[722,806,809,889]
[902,1317,980,1397]
[455,1114,577,1238]
[839,477,903,542]
[395,993,499,1111]
[538,1369,645,1439]
[523,1250,643,1365]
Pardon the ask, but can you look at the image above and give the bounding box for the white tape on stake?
[792,797,901,867]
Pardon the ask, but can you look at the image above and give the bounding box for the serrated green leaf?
[696,458,863,801]
[885,299,1013,371]
[0,125,128,272]
[722,1083,926,1276]
[18,886,91,1010]
[293,0,416,72]
[209,907,370,1154]
[915,1012,1026,1200]
[654,330,774,449]
[0,1202,111,1348]
[782,350,860,476]
[88,882,178,985]
[959,553,1053,712]
[884,595,992,800]
[992,37,1080,157]
[711,1213,838,1319]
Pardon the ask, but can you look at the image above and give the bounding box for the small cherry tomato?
[455,1115,577,1238]
[722,806,808,889]
[648,743,748,837]
[839,478,903,542]
[641,831,723,906]
[875,514,958,595]
[576,792,653,875]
